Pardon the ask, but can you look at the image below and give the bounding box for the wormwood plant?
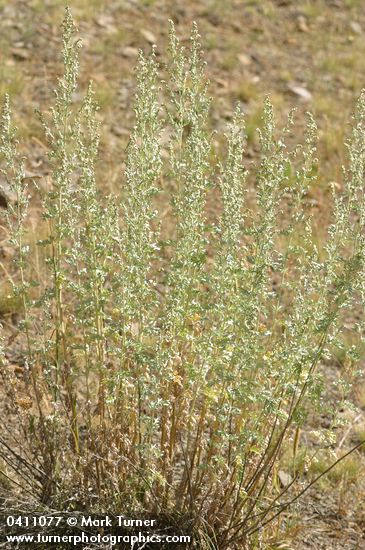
[1,9,365,548]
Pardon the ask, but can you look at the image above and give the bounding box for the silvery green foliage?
[1,10,365,546]
[0,95,38,397]
[0,96,32,403]
[35,7,82,404]
[0,96,29,316]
